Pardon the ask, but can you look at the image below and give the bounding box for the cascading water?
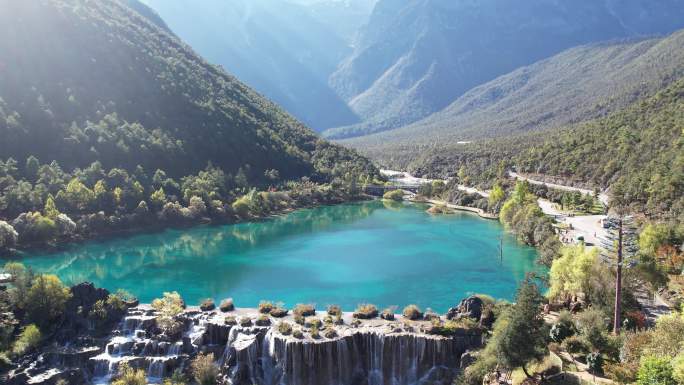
[89,308,194,384]
[219,323,481,385]
[9,306,481,385]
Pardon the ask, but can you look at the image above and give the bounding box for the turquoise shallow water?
[11,201,544,312]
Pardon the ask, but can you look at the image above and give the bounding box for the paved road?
[537,198,607,245]
[509,171,609,206]
[381,169,489,198]
[511,172,674,319]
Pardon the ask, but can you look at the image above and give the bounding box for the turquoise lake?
[13,201,544,312]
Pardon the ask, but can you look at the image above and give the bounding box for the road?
[509,171,609,206]
[380,169,489,198]
[510,172,674,319]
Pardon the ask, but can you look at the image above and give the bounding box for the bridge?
[364,184,421,196]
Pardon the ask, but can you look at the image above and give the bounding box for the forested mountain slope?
[325,0,684,139]
[402,77,684,221]
[0,0,373,184]
[344,29,684,160]
[141,0,364,131]
[516,78,684,219]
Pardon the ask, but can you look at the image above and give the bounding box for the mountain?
[141,0,367,131]
[342,28,684,158]
[325,0,684,139]
[387,76,684,220]
[516,77,684,219]
[290,0,378,44]
[0,0,375,184]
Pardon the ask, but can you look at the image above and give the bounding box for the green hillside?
[402,78,684,221]
[343,29,684,158]
[0,0,377,248]
[0,0,374,184]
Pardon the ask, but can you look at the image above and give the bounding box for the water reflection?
[14,201,543,311]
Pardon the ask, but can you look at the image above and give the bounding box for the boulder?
[446,296,483,321]
[460,350,477,369]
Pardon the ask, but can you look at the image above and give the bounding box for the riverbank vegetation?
[372,76,684,226]
[0,0,380,254]
[499,181,561,267]
[0,156,379,252]
[0,262,125,369]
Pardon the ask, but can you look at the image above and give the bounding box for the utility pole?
[613,217,623,335]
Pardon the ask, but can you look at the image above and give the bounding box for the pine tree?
[43,194,60,219]
[494,277,548,378]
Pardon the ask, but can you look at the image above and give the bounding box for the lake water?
[13,201,544,312]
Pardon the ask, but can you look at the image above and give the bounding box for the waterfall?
[217,325,481,385]
[74,307,481,385]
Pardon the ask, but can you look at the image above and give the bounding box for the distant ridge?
[343,29,684,160]
[325,0,684,139]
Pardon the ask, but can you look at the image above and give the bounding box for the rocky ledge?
[8,301,485,385]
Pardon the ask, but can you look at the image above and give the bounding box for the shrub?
[112,363,146,385]
[637,355,675,385]
[383,189,404,201]
[239,317,252,327]
[151,291,184,318]
[277,321,292,335]
[224,316,237,326]
[270,306,288,318]
[305,317,322,329]
[323,327,337,339]
[310,324,320,339]
[428,320,469,336]
[0,221,18,250]
[423,308,440,322]
[334,314,344,325]
[25,274,72,328]
[605,362,638,385]
[673,353,684,385]
[562,335,590,357]
[474,294,496,306]
[293,303,315,317]
[327,304,342,317]
[294,313,304,325]
[549,320,574,343]
[292,329,304,339]
[381,306,397,321]
[586,352,604,375]
[107,292,128,312]
[255,314,271,326]
[403,305,423,320]
[157,318,184,337]
[199,298,215,311]
[231,197,251,218]
[190,353,218,385]
[12,324,41,356]
[353,303,378,319]
[575,308,608,351]
[219,298,234,312]
[621,331,654,365]
[258,300,274,314]
[162,370,187,385]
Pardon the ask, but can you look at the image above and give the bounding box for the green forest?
[391,77,684,224]
[0,0,378,250]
